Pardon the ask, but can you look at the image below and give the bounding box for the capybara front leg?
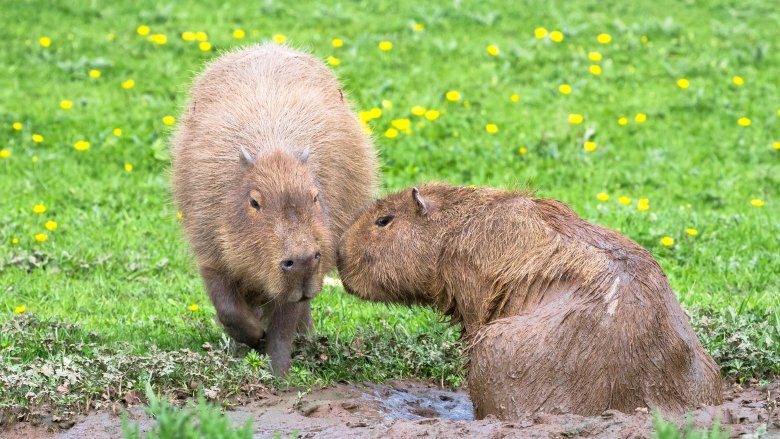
[201,267,264,349]
[266,301,306,376]
[296,301,315,335]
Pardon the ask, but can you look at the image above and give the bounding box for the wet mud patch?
[2,379,777,438]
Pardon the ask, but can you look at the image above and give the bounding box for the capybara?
[172,44,377,375]
[337,183,722,418]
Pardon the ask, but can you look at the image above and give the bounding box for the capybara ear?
[411,187,431,216]
[239,145,255,169]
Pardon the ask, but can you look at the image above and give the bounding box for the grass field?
[1,0,778,421]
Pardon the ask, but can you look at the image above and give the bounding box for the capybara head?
[222,147,332,303]
[337,185,445,305]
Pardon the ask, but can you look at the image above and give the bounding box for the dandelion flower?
[35,233,48,243]
[732,76,744,86]
[233,29,245,39]
[113,128,122,136]
[485,123,498,134]
[32,134,44,143]
[136,25,150,36]
[549,31,564,43]
[0,149,10,159]
[125,163,133,172]
[618,196,631,206]
[411,106,426,116]
[568,113,584,124]
[107,33,115,41]
[686,228,698,236]
[14,305,26,314]
[121,79,135,89]
[149,34,167,45]
[588,51,602,61]
[589,65,602,75]
[660,236,674,247]
[486,44,499,56]
[583,141,597,152]
[12,122,23,131]
[45,220,57,231]
[73,140,90,151]
[381,99,392,109]
[33,204,46,214]
[617,117,628,126]
[635,113,647,123]
[773,141,780,150]
[446,90,461,102]
[163,116,175,126]
[177,211,183,221]
[272,34,287,44]
[369,107,382,119]
[379,41,393,51]
[89,69,101,78]
[597,192,609,202]
[737,117,750,127]
[31,156,39,163]
[424,109,440,121]
[60,100,73,110]
[332,38,343,48]
[385,128,399,139]
[188,304,199,312]
[12,238,19,245]
[413,23,424,32]
[534,27,548,39]
[391,119,411,131]
[199,41,212,51]
[327,56,340,66]
[559,84,572,95]
[641,35,648,43]
[182,31,196,41]
[519,147,527,155]
[677,78,689,89]
[597,33,612,44]
[750,199,764,207]
[195,31,208,41]
[637,198,649,211]
[39,37,52,48]
[510,93,520,103]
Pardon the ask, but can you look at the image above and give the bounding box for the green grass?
[0,0,778,422]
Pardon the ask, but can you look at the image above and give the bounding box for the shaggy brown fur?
[337,183,722,418]
[172,44,378,375]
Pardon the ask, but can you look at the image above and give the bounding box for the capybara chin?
[337,183,722,418]
[172,44,377,375]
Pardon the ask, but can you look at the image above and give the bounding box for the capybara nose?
[280,251,321,273]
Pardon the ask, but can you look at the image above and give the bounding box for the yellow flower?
[677,78,689,89]
[113,128,123,136]
[635,113,647,123]
[107,33,115,41]
[33,204,46,214]
[686,228,698,236]
[379,41,393,51]
[750,199,764,207]
[14,305,26,314]
[332,38,344,48]
[188,304,199,312]
[617,117,628,126]
[382,99,393,109]
[583,141,597,152]
[589,65,602,75]
[391,119,411,131]
[369,107,382,119]
[534,27,548,39]
[32,134,44,143]
[486,44,499,56]
[89,69,101,78]
[559,84,572,95]
[150,34,167,45]
[424,109,440,121]
[568,113,584,124]
[385,128,399,139]
[199,41,212,51]
[597,33,612,44]
[732,76,744,86]
[660,236,674,247]
[737,117,750,127]
[39,37,52,47]
[773,141,780,150]
[485,123,498,134]
[618,196,631,206]
[549,31,564,43]
[411,106,426,116]
[124,163,133,172]
[12,122,22,131]
[641,35,648,43]
[177,211,183,221]
[597,192,609,202]
[60,100,73,110]
[519,146,527,155]
[182,31,196,41]
[74,140,90,151]
[0,149,10,159]
[272,34,287,44]
[413,23,424,32]
[121,79,135,89]
[588,51,602,62]
[34,233,48,243]
[359,111,373,123]
[163,115,175,126]
[45,220,57,231]
[510,93,520,103]
[12,238,19,245]
[637,198,649,211]
[327,56,340,66]
[233,29,245,39]
[195,31,208,42]
[137,25,150,36]
[446,90,461,102]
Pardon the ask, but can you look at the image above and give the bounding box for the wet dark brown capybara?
[337,183,722,418]
[172,44,378,375]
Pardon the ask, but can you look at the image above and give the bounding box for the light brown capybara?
[172,44,378,375]
[337,183,722,418]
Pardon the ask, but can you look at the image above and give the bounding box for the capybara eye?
[313,193,319,203]
[375,215,394,227]
[249,198,261,210]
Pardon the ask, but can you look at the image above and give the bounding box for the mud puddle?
[2,379,778,438]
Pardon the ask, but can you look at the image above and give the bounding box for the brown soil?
[2,380,777,439]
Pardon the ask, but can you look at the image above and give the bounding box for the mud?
[2,379,777,438]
